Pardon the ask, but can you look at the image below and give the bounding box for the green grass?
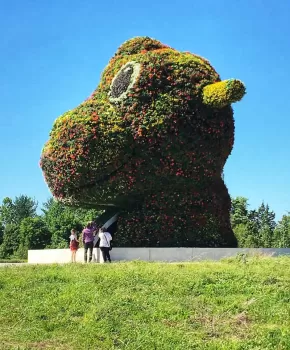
[0,256,289,350]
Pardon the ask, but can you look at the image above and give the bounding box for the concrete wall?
[28,248,100,264]
[28,247,290,264]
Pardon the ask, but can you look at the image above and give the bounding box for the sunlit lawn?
[0,256,289,349]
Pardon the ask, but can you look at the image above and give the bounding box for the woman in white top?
[98,227,112,263]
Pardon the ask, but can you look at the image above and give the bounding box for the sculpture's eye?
[109,61,141,102]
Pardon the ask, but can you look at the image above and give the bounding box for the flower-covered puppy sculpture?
[40,37,246,247]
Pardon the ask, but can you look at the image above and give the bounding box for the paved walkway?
[0,263,28,267]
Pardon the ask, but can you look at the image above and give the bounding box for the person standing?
[69,229,79,263]
[82,222,96,263]
[98,227,112,263]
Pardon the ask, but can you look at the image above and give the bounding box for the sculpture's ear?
[115,36,169,56]
[203,79,246,108]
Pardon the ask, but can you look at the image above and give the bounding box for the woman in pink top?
[82,221,97,263]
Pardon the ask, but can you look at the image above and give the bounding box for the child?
[69,229,79,263]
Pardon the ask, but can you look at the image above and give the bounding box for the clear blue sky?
[0,0,289,221]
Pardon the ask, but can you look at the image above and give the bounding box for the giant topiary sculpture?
[40,37,246,247]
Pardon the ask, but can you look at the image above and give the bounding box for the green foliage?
[257,202,276,231]
[0,221,4,245]
[231,198,286,248]
[0,195,101,257]
[19,217,51,250]
[42,198,81,247]
[0,196,38,258]
[274,214,290,247]
[231,196,249,228]
[15,243,29,260]
[13,195,38,224]
[42,198,101,248]
[0,223,20,258]
[0,258,290,349]
[0,195,37,226]
[234,223,259,247]
[0,192,288,259]
[0,197,14,226]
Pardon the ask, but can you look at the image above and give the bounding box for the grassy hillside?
[0,256,289,350]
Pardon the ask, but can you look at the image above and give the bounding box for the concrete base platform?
[28,248,290,264]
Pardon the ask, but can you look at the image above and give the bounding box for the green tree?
[13,195,38,224]
[231,198,277,248]
[257,202,276,231]
[42,199,76,248]
[233,222,259,248]
[0,195,38,226]
[251,202,276,247]
[274,213,290,247]
[19,217,51,250]
[231,197,254,247]
[0,224,20,258]
[230,197,249,228]
[0,195,39,258]
[41,198,101,248]
[0,220,4,245]
[0,197,15,226]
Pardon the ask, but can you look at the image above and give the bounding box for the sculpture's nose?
[202,79,246,108]
[40,105,130,200]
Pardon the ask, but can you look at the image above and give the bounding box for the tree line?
[0,196,101,259]
[231,197,290,248]
[0,195,289,259]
